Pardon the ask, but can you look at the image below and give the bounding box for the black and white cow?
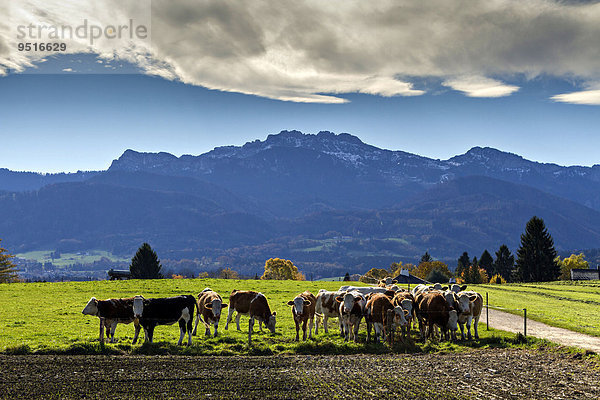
[81,297,139,344]
[132,295,197,346]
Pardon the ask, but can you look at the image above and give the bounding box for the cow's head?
[450,284,467,293]
[448,309,459,332]
[205,298,227,319]
[336,292,362,313]
[82,297,98,316]
[132,295,145,318]
[443,290,455,308]
[266,312,277,333]
[287,296,310,316]
[379,277,397,287]
[393,306,409,327]
[400,298,413,317]
[454,292,471,314]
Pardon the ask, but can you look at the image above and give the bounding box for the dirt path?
[486,308,600,353]
[1,350,599,399]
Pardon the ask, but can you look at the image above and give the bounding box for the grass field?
[15,250,129,267]
[471,280,600,337]
[0,278,543,355]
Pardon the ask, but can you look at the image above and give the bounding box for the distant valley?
[2,130,600,280]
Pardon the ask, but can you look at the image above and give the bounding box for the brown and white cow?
[392,291,415,339]
[456,291,483,340]
[415,291,451,341]
[225,290,276,345]
[192,288,228,337]
[377,277,398,287]
[335,291,366,342]
[449,284,468,293]
[82,297,140,344]
[314,289,344,335]
[287,291,316,341]
[132,295,197,346]
[339,286,392,296]
[365,293,409,344]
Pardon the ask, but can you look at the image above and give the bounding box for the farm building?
[393,269,428,284]
[107,269,131,280]
[570,268,600,280]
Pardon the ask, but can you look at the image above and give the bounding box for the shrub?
[489,274,507,284]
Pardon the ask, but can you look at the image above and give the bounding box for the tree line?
[128,242,306,281]
[1,216,591,284]
[362,216,588,284]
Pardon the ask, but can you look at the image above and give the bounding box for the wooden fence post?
[486,292,489,331]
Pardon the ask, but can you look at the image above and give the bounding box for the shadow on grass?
[0,331,582,357]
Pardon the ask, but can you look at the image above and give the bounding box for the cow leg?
[366,320,372,342]
[99,318,105,344]
[132,322,141,344]
[294,320,300,341]
[259,320,263,332]
[225,307,235,330]
[418,317,426,341]
[353,320,361,343]
[235,313,242,331]
[466,315,473,340]
[248,317,255,346]
[213,321,219,337]
[339,318,345,337]
[323,316,329,334]
[375,323,383,343]
[308,316,314,339]
[177,319,186,346]
[302,319,308,341]
[109,322,118,343]
[192,313,201,336]
[185,318,193,346]
[146,326,154,343]
[315,314,321,335]
[459,321,466,340]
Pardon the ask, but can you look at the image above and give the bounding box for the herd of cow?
[81,279,483,347]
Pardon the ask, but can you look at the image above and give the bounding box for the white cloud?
[551,89,600,105]
[2,0,600,103]
[443,76,520,98]
[62,68,73,72]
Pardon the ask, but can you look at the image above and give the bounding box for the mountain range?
[2,130,599,278]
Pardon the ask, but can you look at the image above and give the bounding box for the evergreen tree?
[479,250,494,276]
[129,243,163,279]
[343,272,351,281]
[0,239,18,283]
[420,251,432,263]
[494,244,514,281]
[515,216,559,282]
[472,256,478,267]
[456,252,470,277]
[426,268,449,283]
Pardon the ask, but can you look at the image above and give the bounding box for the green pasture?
[15,250,129,267]
[0,279,543,355]
[471,281,600,337]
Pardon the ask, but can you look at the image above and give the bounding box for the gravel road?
[485,308,600,353]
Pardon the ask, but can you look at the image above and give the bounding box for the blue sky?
[1,1,599,172]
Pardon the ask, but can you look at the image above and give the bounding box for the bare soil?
[1,349,599,399]
[486,308,600,353]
